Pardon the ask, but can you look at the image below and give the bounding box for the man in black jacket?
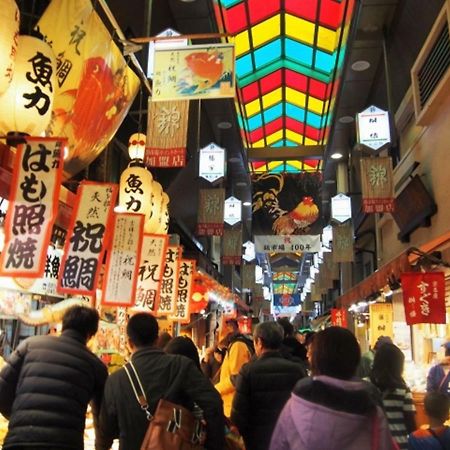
[98,312,225,450]
[0,305,108,450]
[231,321,306,450]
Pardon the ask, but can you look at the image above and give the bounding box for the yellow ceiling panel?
[286,129,303,143]
[308,96,325,115]
[268,161,283,171]
[287,160,303,170]
[251,15,280,48]
[253,138,266,147]
[262,88,282,109]
[245,98,260,117]
[286,87,306,108]
[234,31,250,56]
[285,14,315,45]
[304,137,319,145]
[266,130,284,145]
[317,26,338,53]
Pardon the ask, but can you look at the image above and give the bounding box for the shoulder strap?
[438,370,450,391]
[428,428,446,450]
[124,362,153,421]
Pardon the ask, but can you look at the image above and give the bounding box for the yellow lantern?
[128,132,146,160]
[156,192,170,235]
[145,181,163,233]
[0,0,19,95]
[0,35,56,136]
[119,164,153,220]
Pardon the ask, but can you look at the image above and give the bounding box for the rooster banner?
[152,44,235,101]
[252,173,324,236]
[36,0,140,179]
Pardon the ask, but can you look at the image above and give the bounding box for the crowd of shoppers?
[0,305,446,450]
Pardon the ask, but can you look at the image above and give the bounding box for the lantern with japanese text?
[145,181,163,233]
[156,192,170,235]
[0,0,19,95]
[128,132,146,160]
[0,35,56,136]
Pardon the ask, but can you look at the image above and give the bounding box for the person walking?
[98,312,224,450]
[0,305,108,450]
[369,343,416,450]
[270,326,395,450]
[231,321,306,450]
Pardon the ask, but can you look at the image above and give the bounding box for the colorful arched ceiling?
[215,0,355,173]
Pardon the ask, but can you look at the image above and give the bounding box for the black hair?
[311,327,361,380]
[165,336,201,370]
[156,331,173,349]
[277,317,294,337]
[445,343,450,357]
[370,343,406,391]
[62,306,99,341]
[254,322,284,350]
[127,313,159,347]
[424,392,450,422]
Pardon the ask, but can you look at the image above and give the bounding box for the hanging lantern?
[0,0,19,95]
[128,132,146,160]
[156,192,170,235]
[145,181,163,233]
[0,35,56,136]
[119,165,153,219]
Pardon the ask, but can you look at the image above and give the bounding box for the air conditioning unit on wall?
[411,1,450,126]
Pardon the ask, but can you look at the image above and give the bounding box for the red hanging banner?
[331,308,348,328]
[0,137,65,278]
[401,272,446,325]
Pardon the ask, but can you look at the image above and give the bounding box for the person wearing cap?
[357,335,393,379]
[426,342,450,396]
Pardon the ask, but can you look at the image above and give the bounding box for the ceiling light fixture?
[217,121,232,129]
[228,157,240,163]
[324,179,336,184]
[330,152,343,160]
[236,181,247,187]
[338,115,354,124]
[351,60,371,72]
[243,201,252,206]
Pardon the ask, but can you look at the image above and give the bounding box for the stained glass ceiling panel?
[215,0,355,173]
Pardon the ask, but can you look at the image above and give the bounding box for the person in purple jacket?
[270,326,396,450]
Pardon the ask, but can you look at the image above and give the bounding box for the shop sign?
[331,308,347,328]
[115,307,128,353]
[0,138,65,278]
[356,105,391,151]
[332,222,354,263]
[369,303,393,348]
[58,182,118,296]
[199,143,225,183]
[331,193,352,223]
[242,263,256,290]
[196,188,225,236]
[360,157,394,213]
[169,259,195,323]
[157,245,181,316]
[152,43,235,101]
[222,229,242,265]
[243,240,255,262]
[132,234,169,314]
[145,99,189,168]
[254,235,321,253]
[401,272,446,325]
[224,196,242,226]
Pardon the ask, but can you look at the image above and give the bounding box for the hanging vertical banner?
[401,272,446,325]
[157,245,181,316]
[331,308,348,328]
[369,303,393,348]
[145,99,189,168]
[332,222,354,263]
[132,234,169,314]
[222,229,242,265]
[310,283,322,301]
[58,181,117,296]
[169,259,196,323]
[102,213,144,307]
[323,252,340,280]
[115,307,128,354]
[360,157,394,213]
[0,138,65,277]
[196,189,225,236]
[242,263,256,290]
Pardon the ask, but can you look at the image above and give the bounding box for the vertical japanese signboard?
[115,307,128,354]
[0,138,64,277]
[145,100,189,167]
[58,181,117,296]
[222,229,242,265]
[401,272,446,325]
[119,166,153,219]
[169,259,195,323]
[331,308,348,327]
[369,303,393,348]
[102,213,144,307]
[332,222,354,263]
[196,189,225,236]
[132,234,169,314]
[199,143,226,183]
[157,245,181,316]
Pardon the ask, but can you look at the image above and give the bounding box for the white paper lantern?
[0,35,56,136]
[145,181,163,233]
[0,0,19,95]
[128,132,146,160]
[156,192,170,235]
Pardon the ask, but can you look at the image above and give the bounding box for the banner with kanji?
[369,303,393,348]
[36,0,140,179]
[196,189,225,236]
[222,229,242,265]
[0,138,65,277]
[332,222,354,263]
[102,214,144,307]
[360,157,394,213]
[145,100,189,168]
[115,307,128,354]
[169,259,195,323]
[401,272,446,325]
[157,245,181,316]
[331,308,348,327]
[254,235,321,253]
[58,181,117,296]
[323,252,340,280]
[242,263,255,290]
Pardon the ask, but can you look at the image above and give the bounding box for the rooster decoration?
[252,173,320,235]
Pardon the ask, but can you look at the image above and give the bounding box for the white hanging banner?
[199,143,225,183]
[254,235,321,253]
[224,196,242,225]
[356,105,391,151]
[331,193,352,223]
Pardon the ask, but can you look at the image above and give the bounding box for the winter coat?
[215,337,252,417]
[231,351,306,450]
[270,375,395,450]
[98,347,225,450]
[0,330,108,449]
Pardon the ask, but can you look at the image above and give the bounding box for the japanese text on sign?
[169,259,195,322]
[157,245,181,316]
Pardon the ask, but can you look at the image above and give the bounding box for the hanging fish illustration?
[185,50,224,92]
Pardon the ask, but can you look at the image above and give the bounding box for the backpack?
[229,334,255,357]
